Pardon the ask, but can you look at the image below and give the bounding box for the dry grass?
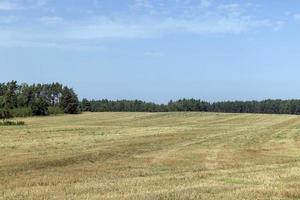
[1,112,300,199]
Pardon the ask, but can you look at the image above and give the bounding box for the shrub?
[31,97,49,116]
[48,107,64,115]
[10,108,32,118]
[0,108,12,120]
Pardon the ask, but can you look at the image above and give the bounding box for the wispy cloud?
[0,0,48,11]
[0,1,22,10]
[0,17,277,49]
[132,0,153,9]
[200,0,212,8]
[40,16,64,25]
[0,0,283,48]
[294,14,300,21]
[34,0,47,7]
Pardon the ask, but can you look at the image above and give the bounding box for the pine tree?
[60,87,80,114]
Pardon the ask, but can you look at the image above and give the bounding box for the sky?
[1,0,300,103]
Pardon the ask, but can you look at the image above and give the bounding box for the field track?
[1,112,300,199]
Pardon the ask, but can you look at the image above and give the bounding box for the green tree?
[4,81,18,109]
[81,98,92,112]
[0,107,12,121]
[60,87,80,114]
[31,96,49,116]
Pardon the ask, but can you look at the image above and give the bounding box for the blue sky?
[1,0,300,102]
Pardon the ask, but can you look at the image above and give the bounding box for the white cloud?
[34,0,47,7]
[0,15,278,48]
[200,0,212,8]
[133,0,153,9]
[0,1,22,10]
[0,1,282,48]
[217,3,243,17]
[294,14,300,21]
[40,16,63,25]
[1,16,276,45]
[0,0,48,11]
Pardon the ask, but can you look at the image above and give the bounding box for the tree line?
[0,81,80,119]
[2,81,300,118]
[81,98,300,115]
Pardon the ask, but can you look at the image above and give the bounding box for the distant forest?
[82,99,300,115]
[2,81,300,118]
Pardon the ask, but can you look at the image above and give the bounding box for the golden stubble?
[1,112,300,199]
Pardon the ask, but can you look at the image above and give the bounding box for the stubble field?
[1,112,300,199]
